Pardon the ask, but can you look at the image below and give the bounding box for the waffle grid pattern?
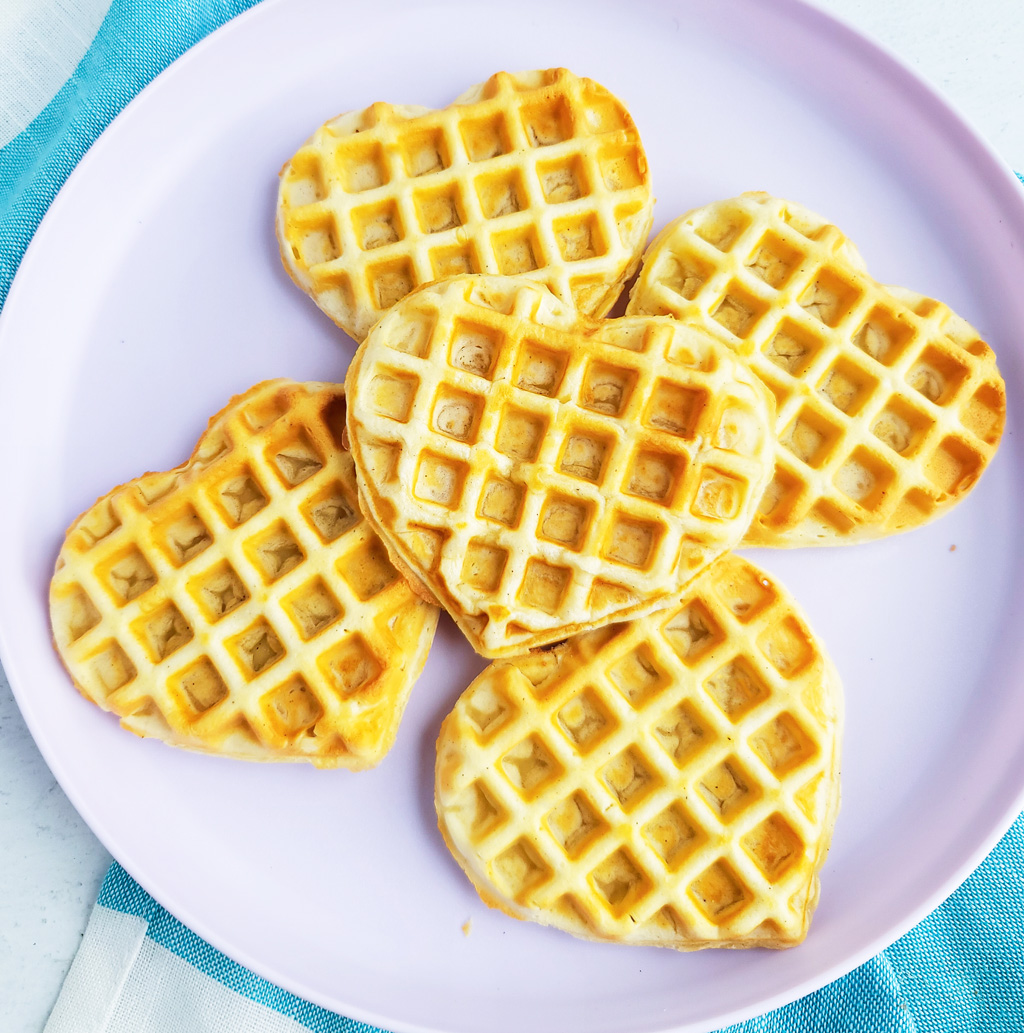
[277,68,653,341]
[627,193,1005,545]
[49,381,438,768]
[346,276,775,657]
[436,554,842,949]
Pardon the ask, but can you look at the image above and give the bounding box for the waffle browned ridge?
[345,275,776,657]
[435,553,842,949]
[49,381,439,768]
[627,192,1006,546]
[277,69,653,341]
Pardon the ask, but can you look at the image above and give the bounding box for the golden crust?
[627,192,1006,546]
[435,553,842,950]
[49,380,438,768]
[276,68,654,341]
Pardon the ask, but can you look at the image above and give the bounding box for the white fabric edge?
[44,903,313,1033]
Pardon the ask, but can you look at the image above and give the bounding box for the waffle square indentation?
[597,142,644,190]
[453,780,507,843]
[644,380,706,438]
[609,643,668,708]
[643,802,706,870]
[589,848,651,916]
[461,114,511,162]
[399,127,450,177]
[414,453,468,509]
[476,169,526,219]
[745,230,803,289]
[215,468,268,527]
[697,757,759,822]
[463,681,516,742]
[335,138,387,192]
[156,506,212,567]
[537,155,587,203]
[338,538,398,601]
[833,446,896,510]
[432,388,484,442]
[691,467,746,521]
[302,482,360,543]
[871,397,934,456]
[600,746,662,812]
[478,476,524,527]
[743,813,803,879]
[545,792,607,859]
[704,657,769,721]
[319,633,382,698]
[229,618,285,680]
[799,270,861,328]
[188,560,249,622]
[495,407,547,461]
[462,539,509,592]
[352,200,403,250]
[581,361,636,416]
[907,345,970,404]
[553,213,607,263]
[134,602,192,663]
[651,700,709,767]
[518,559,571,614]
[450,320,501,379]
[663,601,724,664]
[925,436,984,494]
[261,675,323,736]
[818,358,879,416]
[282,577,343,640]
[521,95,571,146]
[537,494,592,550]
[689,860,751,923]
[368,368,418,423]
[102,545,157,604]
[749,712,817,777]
[493,838,551,900]
[711,282,766,339]
[171,656,228,714]
[368,258,415,311]
[556,687,613,754]
[501,735,563,799]
[493,227,542,275]
[780,407,843,468]
[514,343,568,397]
[625,450,684,505]
[854,306,916,366]
[89,640,136,695]
[762,320,823,378]
[558,430,611,483]
[246,521,305,583]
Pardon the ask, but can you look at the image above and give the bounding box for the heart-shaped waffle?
[627,193,1006,545]
[49,381,438,768]
[435,553,842,949]
[277,68,653,341]
[345,275,776,657]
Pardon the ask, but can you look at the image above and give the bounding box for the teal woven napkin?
[3,2,1024,1030]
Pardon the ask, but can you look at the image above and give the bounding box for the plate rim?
[2,0,1024,1030]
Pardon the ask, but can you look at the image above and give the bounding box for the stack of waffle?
[48,69,1005,953]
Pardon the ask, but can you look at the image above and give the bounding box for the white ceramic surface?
[2,0,1024,1031]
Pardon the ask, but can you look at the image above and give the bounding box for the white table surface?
[1,1,1023,1030]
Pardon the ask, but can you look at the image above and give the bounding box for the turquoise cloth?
[2,2,1024,1030]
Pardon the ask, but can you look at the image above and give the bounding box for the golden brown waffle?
[277,68,653,342]
[436,553,842,950]
[627,192,1006,546]
[49,381,438,768]
[345,275,776,658]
